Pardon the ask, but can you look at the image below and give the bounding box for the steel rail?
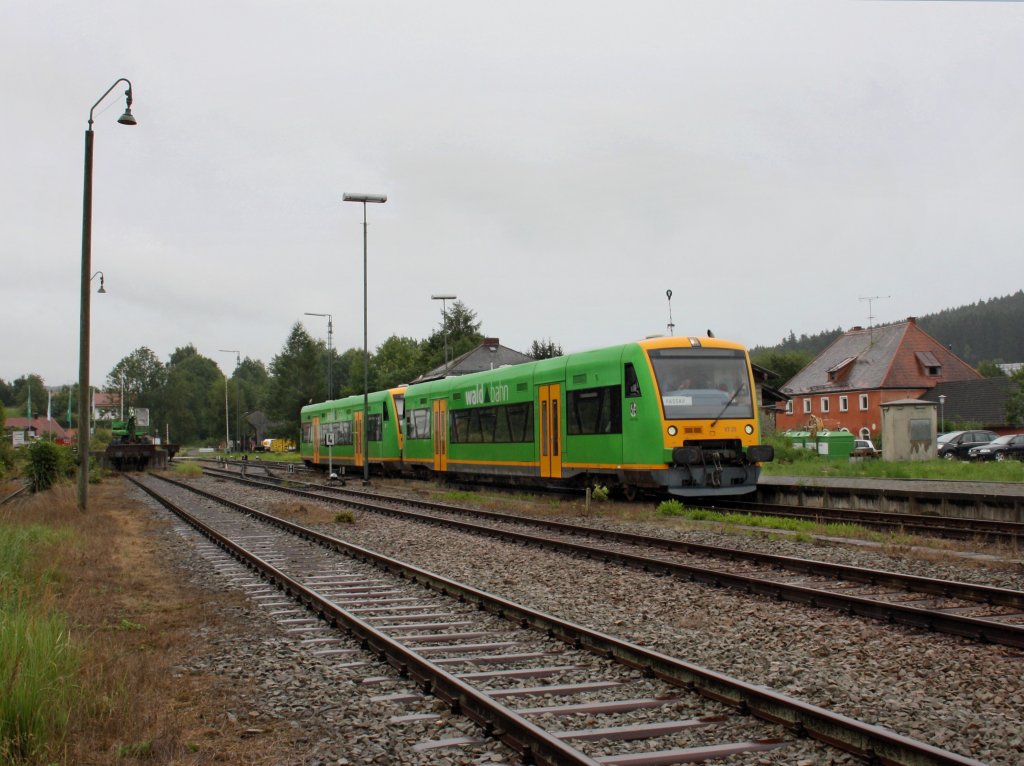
[139,474,986,766]
[129,475,604,766]
[711,498,1024,543]
[199,467,1024,648]
[0,483,30,506]
[197,458,1023,543]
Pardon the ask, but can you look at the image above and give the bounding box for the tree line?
[1,301,564,446]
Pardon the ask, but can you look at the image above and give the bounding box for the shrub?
[23,441,75,492]
[590,485,609,502]
[334,510,355,524]
[174,462,203,478]
[656,499,685,516]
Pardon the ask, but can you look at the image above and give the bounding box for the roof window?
[915,351,942,377]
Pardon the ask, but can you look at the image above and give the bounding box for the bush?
[23,441,76,492]
[174,462,203,478]
[590,485,609,502]
[656,499,685,516]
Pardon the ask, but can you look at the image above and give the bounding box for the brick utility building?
[776,318,981,441]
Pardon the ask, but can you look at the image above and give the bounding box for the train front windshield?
[649,347,754,420]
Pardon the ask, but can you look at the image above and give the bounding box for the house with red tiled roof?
[4,416,73,442]
[775,317,982,441]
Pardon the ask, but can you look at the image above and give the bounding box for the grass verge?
[1,524,77,763]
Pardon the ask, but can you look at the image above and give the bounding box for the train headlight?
[744,424,754,435]
[667,425,678,436]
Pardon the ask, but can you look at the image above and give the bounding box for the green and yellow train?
[300,335,774,497]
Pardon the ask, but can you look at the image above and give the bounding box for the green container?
[810,430,855,460]
[781,430,809,450]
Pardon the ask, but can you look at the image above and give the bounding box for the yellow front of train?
[639,336,774,496]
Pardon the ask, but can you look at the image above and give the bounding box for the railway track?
[0,482,29,506]
[197,465,1024,649]
[710,497,1024,544]
[129,473,986,765]
[197,458,1024,543]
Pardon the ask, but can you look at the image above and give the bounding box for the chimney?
[483,337,499,349]
[907,317,916,324]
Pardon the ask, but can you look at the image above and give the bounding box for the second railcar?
[300,387,406,475]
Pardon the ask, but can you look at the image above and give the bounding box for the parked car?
[967,433,1024,462]
[936,430,998,460]
[851,439,880,458]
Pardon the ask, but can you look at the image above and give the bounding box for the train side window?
[567,385,622,435]
[302,422,312,443]
[383,400,390,421]
[406,408,431,439]
[624,363,641,398]
[367,414,383,442]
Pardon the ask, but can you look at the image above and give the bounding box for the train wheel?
[622,484,638,502]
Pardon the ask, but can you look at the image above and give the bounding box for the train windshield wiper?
[710,382,745,428]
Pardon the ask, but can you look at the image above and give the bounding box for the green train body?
[300,387,406,477]
[300,336,773,497]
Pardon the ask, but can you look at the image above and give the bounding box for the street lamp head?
[91,271,106,293]
[343,193,387,204]
[432,294,457,301]
[117,85,137,125]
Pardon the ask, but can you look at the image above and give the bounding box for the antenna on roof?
[858,295,890,345]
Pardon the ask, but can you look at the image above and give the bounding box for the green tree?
[976,360,1007,378]
[1006,368,1024,428]
[12,374,47,420]
[335,347,369,398]
[420,300,484,373]
[106,347,167,427]
[529,338,563,359]
[163,346,222,444]
[749,349,814,388]
[370,336,423,390]
[0,378,13,407]
[267,323,326,429]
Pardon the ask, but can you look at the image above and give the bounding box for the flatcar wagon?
[298,335,772,497]
[300,387,405,476]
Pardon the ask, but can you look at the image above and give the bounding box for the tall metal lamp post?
[431,294,456,370]
[342,192,387,485]
[938,394,947,434]
[219,350,241,452]
[78,78,136,511]
[304,312,334,399]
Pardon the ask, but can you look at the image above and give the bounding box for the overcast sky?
[3,1,1023,386]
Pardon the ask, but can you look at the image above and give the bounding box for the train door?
[432,398,448,471]
[538,383,562,478]
[312,417,321,465]
[354,411,365,469]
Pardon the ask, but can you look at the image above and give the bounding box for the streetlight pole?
[343,192,387,485]
[304,312,333,400]
[431,294,456,371]
[78,78,136,511]
[219,350,240,452]
[938,394,947,434]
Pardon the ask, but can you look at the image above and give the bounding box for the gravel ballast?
[141,477,1023,764]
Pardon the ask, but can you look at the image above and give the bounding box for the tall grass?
[1,525,79,763]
